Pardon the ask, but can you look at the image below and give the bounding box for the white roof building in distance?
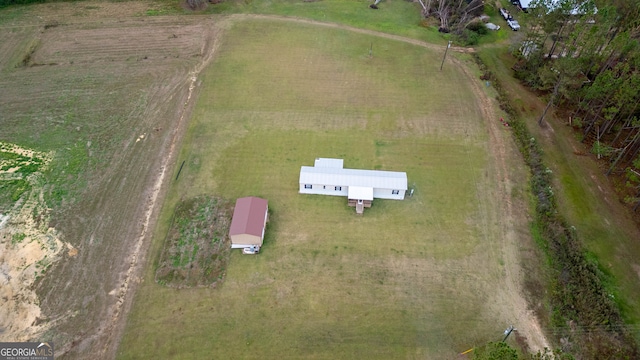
[299,158,408,202]
[519,0,597,15]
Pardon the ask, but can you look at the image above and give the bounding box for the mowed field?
[118,19,536,359]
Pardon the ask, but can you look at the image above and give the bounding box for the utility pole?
[440,40,452,71]
[503,325,515,342]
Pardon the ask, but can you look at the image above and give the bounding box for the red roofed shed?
[229,197,268,249]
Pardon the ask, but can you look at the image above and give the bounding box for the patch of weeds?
[155,196,234,288]
[0,179,31,206]
[16,40,38,68]
[472,341,518,359]
[0,144,51,209]
[44,142,88,209]
[145,8,169,16]
[11,232,26,245]
[44,20,59,29]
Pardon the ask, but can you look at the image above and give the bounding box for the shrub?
[460,29,480,46]
[473,342,518,360]
[467,21,488,35]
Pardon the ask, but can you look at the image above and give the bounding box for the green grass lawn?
[118,19,515,359]
[156,0,444,44]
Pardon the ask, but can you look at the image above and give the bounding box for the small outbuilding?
[229,196,268,252]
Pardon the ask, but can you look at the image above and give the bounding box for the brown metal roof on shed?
[229,197,268,244]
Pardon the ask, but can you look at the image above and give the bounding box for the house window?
[305,184,312,189]
[335,186,342,191]
[392,190,400,195]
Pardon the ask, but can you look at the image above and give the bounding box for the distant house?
[516,0,597,15]
[513,0,532,10]
[229,197,268,252]
[299,158,407,214]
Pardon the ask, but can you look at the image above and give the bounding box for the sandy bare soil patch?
[0,143,67,343]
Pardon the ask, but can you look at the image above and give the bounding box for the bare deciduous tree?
[423,0,485,33]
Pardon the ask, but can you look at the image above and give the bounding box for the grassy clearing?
[152,0,444,43]
[119,19,518,359]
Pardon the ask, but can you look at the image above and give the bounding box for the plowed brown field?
[0,2,221,357]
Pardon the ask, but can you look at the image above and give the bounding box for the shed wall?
[230,233,262,247]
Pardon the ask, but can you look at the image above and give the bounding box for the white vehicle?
[499,8,512,20]
[242,245,260,254]
[486,23,501,31]
[507,19,521,31]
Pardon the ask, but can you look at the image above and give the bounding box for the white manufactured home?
[299,158,407,213]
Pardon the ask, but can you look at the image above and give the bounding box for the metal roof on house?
[314,158,344,168]
[300,166,407,190]
[519,0,532,8]
[229,197,268,238]
[348,186,374,201]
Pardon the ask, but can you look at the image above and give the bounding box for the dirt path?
[0,3,228,358]
[229,13,475,54]
[456,57,551,353]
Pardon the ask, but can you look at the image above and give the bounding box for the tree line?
[0,0,46,7]
[513,0,640,211]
